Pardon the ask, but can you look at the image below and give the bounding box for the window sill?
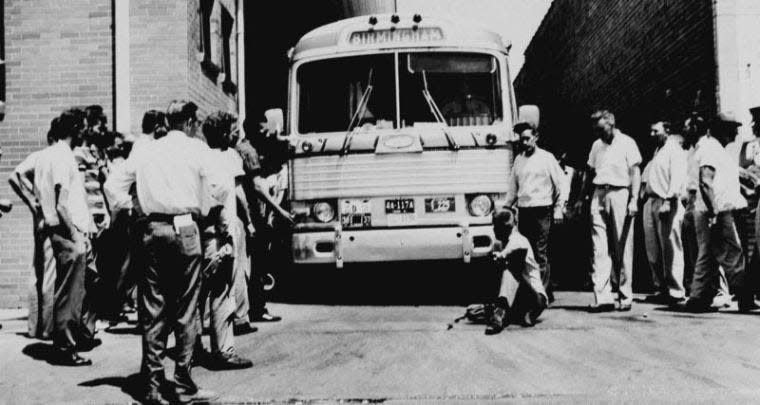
[222,80,237,95]
[200,57,220,81]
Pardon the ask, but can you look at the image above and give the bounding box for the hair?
[493,207,517,227]
[85,105,107,127]
[202,111,237,149]
[591,110,616,127]
[141,110,167,134]
[652,121,672,134]
[685,113,707,136]
[56,108,86,140]
[46,117,60,145]
[166,100,199,130]
[513,122,537,135]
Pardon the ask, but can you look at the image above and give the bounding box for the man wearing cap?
[642,121,688,305]
[105,100,225,404]
[506,109,565,302]
[575,110,642,312]
[682,112,754,312]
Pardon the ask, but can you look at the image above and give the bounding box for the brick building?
[0,0,243,308]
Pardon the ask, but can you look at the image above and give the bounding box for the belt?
[595,184,627,191]
[147,212,202,224]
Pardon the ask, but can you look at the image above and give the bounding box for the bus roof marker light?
[485,133,497,146]
[391,14,400,24]
[368,16,378,26]
[413,14,422,23]
[301,140,314,153]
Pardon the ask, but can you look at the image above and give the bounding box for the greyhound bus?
[280,14,517,269]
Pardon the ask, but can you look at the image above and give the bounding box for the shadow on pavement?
[79,373,148,403]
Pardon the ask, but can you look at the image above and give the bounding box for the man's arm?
[573,166,594,214]
[699,165,717,215]
[253,175,293,224]
[505,166,518,208]
[235,178,255,235]
[8,173,38,215]
[55,184,79,238]
[103,159,136,213]
[628,164,641,216]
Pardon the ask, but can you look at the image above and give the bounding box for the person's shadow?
[22,342,61,366]
[79,373,169,403]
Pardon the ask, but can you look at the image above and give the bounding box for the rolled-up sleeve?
[104,155,137,212]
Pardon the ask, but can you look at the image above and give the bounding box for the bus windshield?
[297,52,502,134]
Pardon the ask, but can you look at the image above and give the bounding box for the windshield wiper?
[421,71,458,151]
[340,69,374,156]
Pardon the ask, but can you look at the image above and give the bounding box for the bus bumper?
[291,223,496,268]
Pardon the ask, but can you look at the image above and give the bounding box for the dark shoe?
[233,322,259,335]
[174,388,219,404]
[75,338,102,352]
[207,353,253,370]
[54,349,92,366]
[587,303,615,313]
[617,303,632,312]
[677,299,719,313]
[485,306,506,335]
[664,296,686,306]
[192,349,211,367]
[644,293,669,304]
[520,311,536,327]
[250,312,281,323]
[141,389,169,405]
[738,298,760,313]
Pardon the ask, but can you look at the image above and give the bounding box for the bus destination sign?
[349,27,444,46]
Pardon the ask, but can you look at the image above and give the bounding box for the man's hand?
[627,200,638,217]
[658,200,671,216]
[572,200,585,217]
[553,206,565,225]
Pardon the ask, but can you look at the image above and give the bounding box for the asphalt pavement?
[1,290,760,404]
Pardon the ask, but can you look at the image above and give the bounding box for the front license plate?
[385,198,415,214]
[341,199,371,228]
[386,213,416,226]
[425,197,455,213]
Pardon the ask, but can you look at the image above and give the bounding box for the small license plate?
[385,198,415,214]
[341,199,371,228]
[425,197,455,213]
[386,213,416,226]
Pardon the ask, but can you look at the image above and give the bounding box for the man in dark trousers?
[33,109,97,365]
[235,118,293,325]
[106,100,225,405]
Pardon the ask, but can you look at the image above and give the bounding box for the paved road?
[1,291,760,404]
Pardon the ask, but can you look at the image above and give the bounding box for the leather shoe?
[174,388,219,404]
[587,303,615,313]
[617,303,632,312]
[738,298,760,313]
[250,312,281,322]
[233,322,259,335]
[485,306,506,335]
[141,389,169,405]
[676,299,719,313]
[55,349,92,366]
[207,353,253,370]
[76,338,102,352]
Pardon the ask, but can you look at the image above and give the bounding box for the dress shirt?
[587,130,642,187]
[645,136,688,199]
[207,148,245,217]
[685,146,699,192]
[105,130,228,216]
[14,150,41,178]
[694,136,747,213]
[508,147,564,208]
[33,141,92,232]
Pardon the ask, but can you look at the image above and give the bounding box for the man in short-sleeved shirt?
[578,110,642,312]
[34,109,97,366]
[684,112,754,312]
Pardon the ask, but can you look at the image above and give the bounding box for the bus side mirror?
[263,108,284,136]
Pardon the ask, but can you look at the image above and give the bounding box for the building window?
[198,0,220,78]
[220,6,236,94]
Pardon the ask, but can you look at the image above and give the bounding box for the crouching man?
[486,208,549,335]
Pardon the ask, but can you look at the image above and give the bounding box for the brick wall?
[0,0,114,308]
[186,0,237,119]
[129,0,188,135]
[515,0,717,163]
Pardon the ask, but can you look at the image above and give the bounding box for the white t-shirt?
[646,136,688,199]
[509,148,564,208]
[694,136,747,213]
[587,130,642,187]
[208,148,245,217]
[33,141,92,232]
[501,230,547,299]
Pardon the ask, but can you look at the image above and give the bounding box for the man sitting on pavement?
[486,208,549,335]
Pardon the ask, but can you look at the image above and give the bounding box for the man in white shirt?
[575,110,642,312]
[684,112,754,312]
[642,121,688,304]
[105,100,225,404]
[8,119,57,340]
[34,109,96,366]
[195,111,253,371]
[506,118,565,302]
[486,208,548,335]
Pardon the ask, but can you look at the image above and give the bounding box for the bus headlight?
[468,194,493,217]
[312,201,335,222]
